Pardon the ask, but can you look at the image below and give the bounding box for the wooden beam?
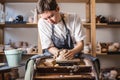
[5,23,37,28]
[38,34,42,54]
[85,1,91,43]
[96,0,120,3]
[90,0,96,56]
[5,0,89,3]
[5,0,38,3]
[57,0,89,3]
[0,29,4,44]
[5,0,120,3]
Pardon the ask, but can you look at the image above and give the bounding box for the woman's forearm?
[71,40,84,54]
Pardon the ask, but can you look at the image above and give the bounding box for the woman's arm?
[47,40,84,60]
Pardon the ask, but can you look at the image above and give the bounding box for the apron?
[51,16,74,49]
[43,15,80,58]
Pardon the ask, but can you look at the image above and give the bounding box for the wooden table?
[0,64,11,80]
[0,63,25,80]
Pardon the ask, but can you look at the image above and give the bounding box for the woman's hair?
[37,0,58,14]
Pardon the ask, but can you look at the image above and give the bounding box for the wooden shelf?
[4,0,120,3]
[96,0,120,3]
[3,0,120,57]
[83,23,120,28]
[0,0,4,3]
[97,54,120,56]
[0,23,5,28]
[1,23,37,28]
[5,0,38,3]
[5,23,37,28]
[3,23,120,28]
[57,0,89,3]
[0,53,38,56]
[5,0,89,3]
[0,53,4,56]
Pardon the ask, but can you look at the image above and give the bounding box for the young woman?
[37,0,86,60]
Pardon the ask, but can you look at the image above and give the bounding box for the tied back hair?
[37,0,58,14]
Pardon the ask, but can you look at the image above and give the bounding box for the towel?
[24,54,52,80]
[24,59,34,80]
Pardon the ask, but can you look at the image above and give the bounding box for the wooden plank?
[86,1,90,23]
[83,23,120,28]
[0,25,4,44]
[5,23,37,28]
[96,0,120,3]
[36,66,92,74]
[5,0,38,3]
[5,0,120,3]
[5,23,120,28]
[90,0,96,56]
[0,24,5,29]
[35,74,95,80]
[5,0,89,3]
[38,33,42,53]
[57,0,89,3]
[0,1,5,3]
[85,1,91,43]
[4,0,120,3]
[85,28,91,43]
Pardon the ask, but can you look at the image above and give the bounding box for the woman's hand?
[63,50,75,60]
[57,49,75,60]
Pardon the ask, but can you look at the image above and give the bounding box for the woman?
[37,0,86,60]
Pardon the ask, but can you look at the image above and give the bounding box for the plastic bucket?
[4,49,22,67]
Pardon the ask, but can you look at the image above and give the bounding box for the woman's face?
[40,9,60,24]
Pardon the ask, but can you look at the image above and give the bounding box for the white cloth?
[38,13,86,49]
[24,60,34,80]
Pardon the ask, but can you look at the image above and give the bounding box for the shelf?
[96,51,120,55]
[83,23,106,28]
[5,0,38,3]
[83,23,120,28]
[5,23,37,28]
[0,23,5,29]
[5,0,89,3]
[84,53,120,56]
[4,0,120,3]
[57,0,89,3]
[3,23,120,28]
[0,53,38,56]
[1,23,37,28]
[96,0,120,3]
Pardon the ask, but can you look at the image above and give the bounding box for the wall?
[5,3,38,45]
[96,4,120,68]
[5,3,85,45]
[5,3,120,68]
[96,3,120,42]
[97,55,120,69]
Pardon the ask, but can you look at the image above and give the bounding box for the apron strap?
[51,14,74,49]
